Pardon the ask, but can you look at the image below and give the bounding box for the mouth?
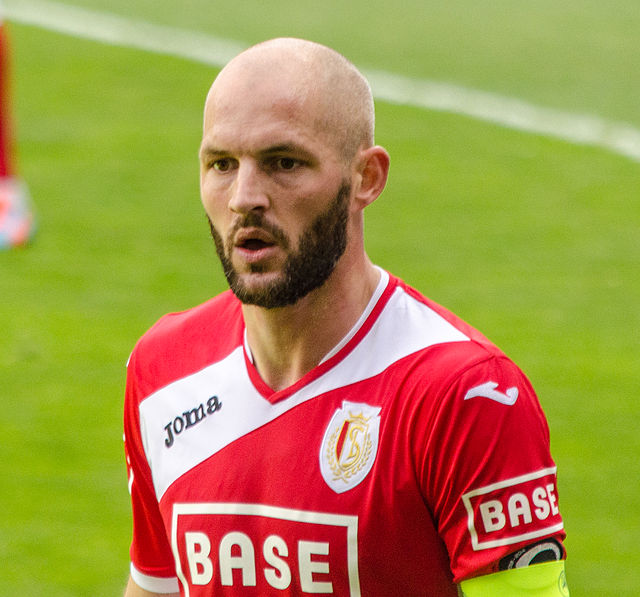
[237,238,274,251]
[232,228,280,262]
[234,228,276,249]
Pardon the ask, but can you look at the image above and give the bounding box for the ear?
[352,145,390,209]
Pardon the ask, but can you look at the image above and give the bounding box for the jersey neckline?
[243,268,396,404]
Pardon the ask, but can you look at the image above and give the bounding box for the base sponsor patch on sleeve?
[462,467,564,551]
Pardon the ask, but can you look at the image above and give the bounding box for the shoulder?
[138,290,241,348]
[385,275,508,374]
[392,276,495,347]
[382,276,539,419]
[127,290,243,396]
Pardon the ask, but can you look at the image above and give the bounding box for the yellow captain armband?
[460,560,569,596]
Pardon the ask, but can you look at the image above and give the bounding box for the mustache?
[228,212,290,250]
[207,212,291,252]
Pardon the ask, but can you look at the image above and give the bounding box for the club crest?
[319,401,381,493]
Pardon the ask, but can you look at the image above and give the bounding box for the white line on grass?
[5,0,640,163]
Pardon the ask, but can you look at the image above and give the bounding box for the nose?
[228,161,270,215]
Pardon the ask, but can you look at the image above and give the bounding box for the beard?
[208,182,350,309]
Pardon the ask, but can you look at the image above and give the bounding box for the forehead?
[202,70,337,157]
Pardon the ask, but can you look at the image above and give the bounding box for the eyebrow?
[261,144,320,166]
[199,142,317,162]
[261,143,307,155]
[198,144,226,160]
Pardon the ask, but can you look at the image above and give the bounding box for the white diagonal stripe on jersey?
[140,284,469,500]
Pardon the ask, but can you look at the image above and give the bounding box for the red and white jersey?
[124,269,565,596]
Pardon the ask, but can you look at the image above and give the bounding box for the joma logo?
[164,395,222,448]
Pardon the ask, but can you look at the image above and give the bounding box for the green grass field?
[2,1,639,594]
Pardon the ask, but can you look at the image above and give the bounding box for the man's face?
[199,72,353,308]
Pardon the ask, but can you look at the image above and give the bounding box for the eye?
[274,157,299,171]
[211,158,236,172]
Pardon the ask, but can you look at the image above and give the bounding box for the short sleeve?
[124,349,179,587]
[417,352,566,582]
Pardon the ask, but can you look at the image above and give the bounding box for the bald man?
[123,38,569,596]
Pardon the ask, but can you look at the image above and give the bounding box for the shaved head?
[204,38,375,162]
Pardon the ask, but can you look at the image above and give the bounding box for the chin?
[233,271,284,298]
[241,269,283,286]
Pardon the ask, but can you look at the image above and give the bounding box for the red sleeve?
[417,349,566,582]
[124,348,178,582]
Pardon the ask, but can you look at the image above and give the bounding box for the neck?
[242,259,381,392]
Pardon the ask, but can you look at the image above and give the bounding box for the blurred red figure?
[0,17,35,249]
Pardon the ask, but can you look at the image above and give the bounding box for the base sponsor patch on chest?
[462,467,564,551]
[319,401,381,494]
[171,503,360,596]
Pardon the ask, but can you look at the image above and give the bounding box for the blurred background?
[1,1,638,594]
